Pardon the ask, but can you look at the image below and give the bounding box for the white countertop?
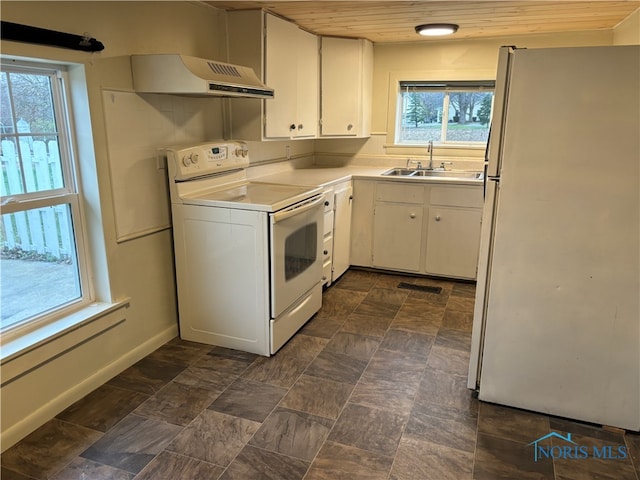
[255,165,483,188]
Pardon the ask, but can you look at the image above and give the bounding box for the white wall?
[614,8,640,45]
[0,1,230,451]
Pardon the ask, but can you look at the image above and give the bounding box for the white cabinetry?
[372,183,425,272]
[350,180,375,267]
[332,181,353,282]
[322,187,334,286]
[227,11,318,140]
[353,180,483,280]
[321,180,353,286]
[320,37,373,138]
[425,186,483,279]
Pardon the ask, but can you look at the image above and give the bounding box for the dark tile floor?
[2,269,639,479]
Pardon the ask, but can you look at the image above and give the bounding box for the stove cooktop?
[181,181,322,212]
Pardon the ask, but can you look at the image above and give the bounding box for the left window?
[1,60,90,333]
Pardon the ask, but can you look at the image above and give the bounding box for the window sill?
[1,299,130,385]
[383,143,486,159]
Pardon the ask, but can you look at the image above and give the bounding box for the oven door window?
[285,223,318,281]
[270,199,323,319]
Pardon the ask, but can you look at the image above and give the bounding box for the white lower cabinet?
[321,180,353,286]
[372,183,425,272]
[322,187,334,286]
[373,203,423,271]
[350,180,375,267]
[425,207,482,278]
[331,181,353,282]
[354,179,483,280]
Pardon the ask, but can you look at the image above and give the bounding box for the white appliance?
[131,54,274,99]
[468,46,639,430]
[166,140,324,356]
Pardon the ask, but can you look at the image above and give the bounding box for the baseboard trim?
[0,324,178,452]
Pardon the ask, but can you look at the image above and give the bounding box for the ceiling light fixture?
[415,23,459,36]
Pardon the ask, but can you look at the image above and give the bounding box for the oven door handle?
[272,194,324,224]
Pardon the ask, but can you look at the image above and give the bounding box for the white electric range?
[165,140,324,355]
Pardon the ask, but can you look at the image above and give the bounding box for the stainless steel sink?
[381,168,418,176]
[412,170,482,179]
[381,168,482,179]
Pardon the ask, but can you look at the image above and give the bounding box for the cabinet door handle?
[290,124,296,131]
[298,124,304,130]
[435,215,441,221]
[324,200,330,206]
[324,249,329,255]
[410,213,416,219]
[347,124,353,131]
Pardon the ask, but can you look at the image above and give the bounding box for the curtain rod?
[1,21,104,52]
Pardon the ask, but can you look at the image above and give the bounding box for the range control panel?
[167,140,250,181]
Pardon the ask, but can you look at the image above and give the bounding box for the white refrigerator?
[468,45,640,431]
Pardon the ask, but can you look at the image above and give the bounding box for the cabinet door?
[296,29,318,138]
[425,207,482,279]
[321,37,360,136]
[265,14,299,138]
[372,203,423,272]
[332,182,353,282]
[350,180,375,267]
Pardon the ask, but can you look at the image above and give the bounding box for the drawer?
[322,260,333,285]
[323,235,333,261]
[430,186,483,208]
[376,182,424,204]
[323,188,335,212]
[323,211,334,236]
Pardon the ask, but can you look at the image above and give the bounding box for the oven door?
[270,194,324,319]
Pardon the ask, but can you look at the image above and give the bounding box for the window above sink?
[396,80,495,147]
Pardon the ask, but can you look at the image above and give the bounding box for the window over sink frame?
[385,71,496,153]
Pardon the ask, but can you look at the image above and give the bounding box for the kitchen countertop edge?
[253,166,483,188]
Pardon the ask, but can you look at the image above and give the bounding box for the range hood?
[131,54,274,99]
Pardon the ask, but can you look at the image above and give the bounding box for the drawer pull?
[410,213,416,219]
[435,215,441,221]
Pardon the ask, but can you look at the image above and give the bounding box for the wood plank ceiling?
[204,1,639,43]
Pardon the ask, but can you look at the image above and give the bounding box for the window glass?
[284,223,317,281]
[1,62,87,333]
[397,81,494,145]
[399,92,444,144]
[1,205,82,330]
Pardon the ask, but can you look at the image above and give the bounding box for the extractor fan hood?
[131,54,274,99]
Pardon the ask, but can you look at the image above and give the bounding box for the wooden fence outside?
[1,139,73,260]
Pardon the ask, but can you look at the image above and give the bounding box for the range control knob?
[182,154,191,167]
[191,154,199,164]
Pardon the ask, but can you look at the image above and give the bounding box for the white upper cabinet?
[265,14,318,138]
[227,11,318,140]
[320,37,373,138]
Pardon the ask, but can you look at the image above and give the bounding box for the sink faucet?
[406,158,422,169]
[427,141,434,170]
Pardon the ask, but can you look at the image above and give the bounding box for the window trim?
[0,59,93,338]
[385,69,496,153]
